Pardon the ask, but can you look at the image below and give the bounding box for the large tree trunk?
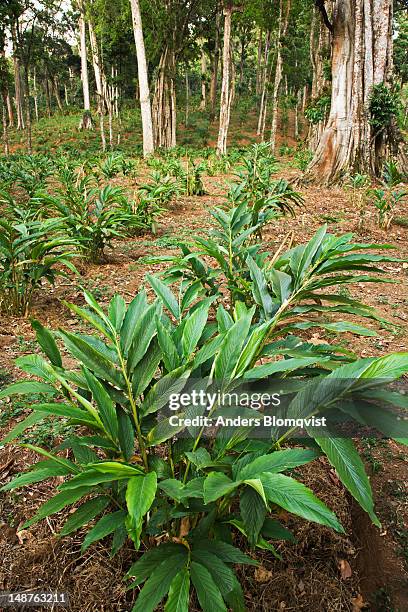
[209,10,221,119]
[199,45,207,111]
[216,5,233,156]
[305,0,397,183]
[13,55,24,130]
[23,65,32,154]
[256,30,271,138]
[270,0,291,154]
[152,46,177,149]
[307,6,331,151]
[6,94,14,127]
[88,18,106,114]
[78,12,93,130]
[33,68,39,121]
[255,28,263,97]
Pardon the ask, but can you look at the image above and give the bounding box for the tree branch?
[314,0,333,34]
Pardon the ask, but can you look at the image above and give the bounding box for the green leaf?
[141,366,191,416]
[0,410,47,444]
[156,318,180,372]
[240,486,267,546]
[261,472,344,532]
[31,402,93,422]
[261,518,296,542]
[158,479,185,502]
[59,470,124,490]
[132,339,162,397]
[313,437,380,527]
[82,510,127,552]
[193,539,258,565]
[127,543,188,583]
[120,291,148,355]
[1,465,72,491]
[191,548,239,601]
[118,409,135,460]
[214,309,254,385]
[132,554,188,612]
[165,568,190,612]
[127,301,162,372]
[181,301,210,357]
[190,561,227,612]
[0,381,57,399]
[82,368,118,441]
[108,294,126,332]
[59,496,110,536]
[59,330,124,388]
[126,473,157,546]
[247,255,274,318]
[23,486,94,529]
[361,352,408,380]
[243,356,326,380]
[237,449,319,480]
[147,274,180,320]
[86,461,143,477]
[203,472,241,504]
[31,319,62,367]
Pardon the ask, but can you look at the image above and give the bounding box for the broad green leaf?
[59,496,110,536]
[126,473,157,544]
[132,554,188,612]
[237,449,319,480]
[59,470,126,490]
[240,486,267,545]
[261,472,344,532]
[132,339,162,397]
[86,461,143,477]
[1,465,72,491]
[190,561,226,612]
[214,309,254,385]
[181,301,211,357]
[59,330,124,387]
[23,486,94,528]
[261,518,296,542]
[108,294,126,332]
[118,409,135,460]
[120,291,148,355]
[83,368,118,441]
[31,402,93,422]
[31,319,62,367]
[313,437,380,527]
[361,352,408,380]
[0,381,56,399]
[140,366,191,416]
[0,410,47,444]
[165,568,190,612]
[147,274,180,320]
[127,301,162,372]
[158,479,185,502]
[192,539,258,565]
[82,510,127,552]
[203,472,241,504]
[247,255,274,318]
[243,356,324,380]
[156,318,180,372]
[127,543,188,583]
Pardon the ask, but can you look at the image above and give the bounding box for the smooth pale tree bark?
[307,6,331,151]
[255,28,263,96]
[216,4,233,156]
[129,0,154,155]
[53,78,64,112]
[257,30,271,138]
[22,64,32,154]
[78,13,93,130]
[305,0,402,182]
[199,42,207,111]
[2,101,9,155]
[152,46,177,149]
[33,68,39,121]
[13,55,24,130]
[209,10,221,119]
[270,0,291,153]
[88,18,106,115]
[6,94,14,127]
[185,70,190,127]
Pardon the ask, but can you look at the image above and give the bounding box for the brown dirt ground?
[0,137,407,611]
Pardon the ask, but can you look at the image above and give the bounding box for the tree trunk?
[13,55,24,130]
[209,10,221,119]
[199,43,207,111]
[255,28,263,96]
[270,0,291,154]
[257,30,271,138]
[129,0,155,155]
[305,0,396,183]
[2,99,9,155]
[53,78,64,112]
[88,18,106,114]
[78,12,93,130]
[185,70,189,127]
[6,94,14,127]
[152,46,177,149]
[44,77,51,118]
[33,68,39,121]
[23,65,32,154]
[216,5,233,156]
